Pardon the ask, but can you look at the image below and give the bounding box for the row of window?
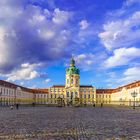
[0,87,15,96]
[36,94,95,99]
[96,94,111,98]
[36,94,64,98]
[80,94,94,98]
[0,87,33,98]
[50,88,95,92]
[80,89,94,92]
[67,79,78,84]
[50,89,64,92]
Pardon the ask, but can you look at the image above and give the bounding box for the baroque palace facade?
[0,58,140,106]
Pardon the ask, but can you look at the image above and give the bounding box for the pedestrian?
[16,103,19,110]
[101,103,103,108]
[93,103,96,107]
[32,102,35,107]
[10,105,13,110]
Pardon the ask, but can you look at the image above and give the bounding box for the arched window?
[75,92,78,97]
[67,79,69,84]
[76,79,78,84]
[67,92,69,97]
[71,92,73,99]
[71,79,73,84]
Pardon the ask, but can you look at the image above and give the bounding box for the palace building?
[0,58,140,107]
[35,58,96,106]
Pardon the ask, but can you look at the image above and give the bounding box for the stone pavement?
[0,106,140,140]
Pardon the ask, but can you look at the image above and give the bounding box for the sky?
[0,0,140,88]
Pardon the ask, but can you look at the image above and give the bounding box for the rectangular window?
[67,92,69,97]
[84,94,86,98]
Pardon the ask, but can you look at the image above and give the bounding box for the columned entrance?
[57,97,65,107]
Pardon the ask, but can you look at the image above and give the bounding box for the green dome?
[66,67,80,75]
[66,57,80,75]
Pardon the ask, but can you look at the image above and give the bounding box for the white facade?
[111,81,140,106]
[0,80,34,106]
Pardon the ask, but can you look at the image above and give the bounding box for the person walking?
[10,105,13,110]
[16,103,19,110]
[101,103,103,108]
[93,103,96,107]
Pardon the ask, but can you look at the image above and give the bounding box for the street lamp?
[131,91,138,109]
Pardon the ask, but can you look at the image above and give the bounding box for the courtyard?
[0,107,140,140]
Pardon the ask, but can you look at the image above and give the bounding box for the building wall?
[79,87,96,104]
[34,86,96,106]
[1,80,140,107]
[96,94,111,104]
[66,74,80,88]
[0,85,16,106]
[111,85,140,106]
[96,89,112,105]
[0,81,34,106]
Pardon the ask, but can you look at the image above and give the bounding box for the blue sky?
[0,0,140,88]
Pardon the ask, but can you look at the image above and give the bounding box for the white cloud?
[104,47,140,68]
[79,20,89,30]
[52,8,72,25]
[119,67,140,84]
[5,63,40,81]
[106,66,140,88]
[74,53,94,70]
[38,29,55,40]
[45,78,51,84]
[124,0,140,6]
[99,10,140,50]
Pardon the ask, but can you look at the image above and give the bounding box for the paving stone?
[0,107,140,139]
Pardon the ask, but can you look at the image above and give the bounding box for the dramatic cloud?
[104,47,140,68]
[0,0,73,75]
[99,11,140,50]
[98,0,140,87]
[4,63,40,81]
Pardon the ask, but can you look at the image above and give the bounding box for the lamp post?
[131,91,138,109]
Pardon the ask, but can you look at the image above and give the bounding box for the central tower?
[65,57,80,88]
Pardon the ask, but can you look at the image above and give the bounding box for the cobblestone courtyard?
[0,107,140,140]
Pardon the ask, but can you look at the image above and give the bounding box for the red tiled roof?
[31,88,49,94]
[52,85,65,88]
[96,89,114,94]
[0,80,33,93]
[96,80,140,94]
[116,80,140,91]
[80,85,93,88]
